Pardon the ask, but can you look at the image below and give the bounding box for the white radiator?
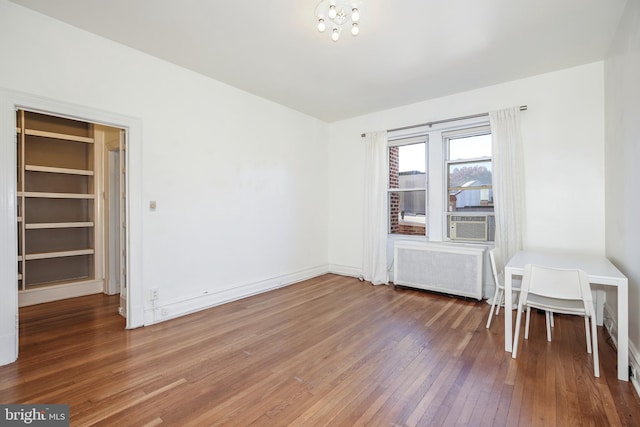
[393,241,485,300]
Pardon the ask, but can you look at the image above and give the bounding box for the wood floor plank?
[1,274,639,426]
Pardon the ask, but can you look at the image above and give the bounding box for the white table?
[504,250,629,381]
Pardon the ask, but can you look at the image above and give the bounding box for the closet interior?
[16,109,126,311]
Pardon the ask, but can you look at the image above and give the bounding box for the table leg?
[617,279,629,381]
[505,268,513,352]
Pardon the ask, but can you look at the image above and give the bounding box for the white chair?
[512,264,599,377]
[486,248,519,328]
[486,249,554,334]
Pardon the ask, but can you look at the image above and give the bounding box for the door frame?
[102,129,124,297]
[0,88,144,366]
[106,147,119,295]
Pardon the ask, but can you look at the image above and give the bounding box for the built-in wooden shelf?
[16,110,101,305]
[25,164,94,176]
[25,222,94,229]
[23,277,94,290]
[25,128,94,144]
[25,249,94,261]
[19,191,95,199]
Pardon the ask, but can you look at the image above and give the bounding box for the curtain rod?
[360,105,527,137]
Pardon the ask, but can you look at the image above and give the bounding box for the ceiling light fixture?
[315,1,361,42]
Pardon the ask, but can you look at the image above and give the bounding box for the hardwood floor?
[1,274,639,426]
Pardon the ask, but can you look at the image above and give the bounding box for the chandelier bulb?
[328,4,337,19]
[351,8,360,22]
[351,22,359,36]
[331,27,340,42]
[317,18,326,32]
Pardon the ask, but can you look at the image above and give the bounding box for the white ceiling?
[8,0,627,122]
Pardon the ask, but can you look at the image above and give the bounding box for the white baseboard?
[604,304,640,395]
[143,264,329,325]
[327,264,363,279]
[18,279,103,307]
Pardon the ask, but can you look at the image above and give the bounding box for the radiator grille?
[393,241,484,299]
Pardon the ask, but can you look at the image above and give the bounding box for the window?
[446,130,493,212]
[385,120,495,241]
[388,137,427,236]
[445,127,495,241]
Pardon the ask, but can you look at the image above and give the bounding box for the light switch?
[150,200,157,210]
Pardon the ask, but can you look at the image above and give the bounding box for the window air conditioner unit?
[450,215,488,241]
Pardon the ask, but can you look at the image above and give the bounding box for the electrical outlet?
[150,288,159,300]
[630,364,637,380]
[161,308,170,317]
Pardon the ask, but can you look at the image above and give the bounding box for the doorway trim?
[0,88,143,366]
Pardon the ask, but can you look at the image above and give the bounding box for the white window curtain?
[362,130,389,285]
[489,107,525,272]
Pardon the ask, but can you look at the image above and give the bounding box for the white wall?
[0,0,329,363]
[604,0,640,371]
[328,63,606,276]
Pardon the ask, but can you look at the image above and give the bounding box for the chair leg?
[546,311,552,342]
[590,314,600,377]
[550,311,554,327]
[584,316,592,354]
[495,289,504,316]
[524,306,531,340]
[512,303,525,359]
[486,287,501,328]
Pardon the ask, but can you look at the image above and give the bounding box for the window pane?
[448,161,493,211]
[448,188,494,211]
[389,143,425,189]
[448,161,492,188]
[449,134,491,160]
[389,190,426,235]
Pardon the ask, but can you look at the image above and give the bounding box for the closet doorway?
[16,110,127,317]
[1,90,143,365]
